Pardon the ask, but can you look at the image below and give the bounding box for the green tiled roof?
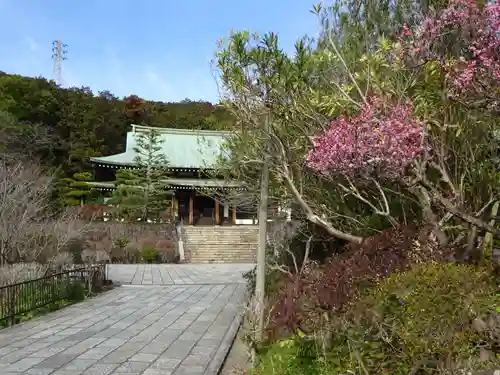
[88,178,244,189]
[90,125,230,169]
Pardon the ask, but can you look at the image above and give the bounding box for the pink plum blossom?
[306,97,424,179]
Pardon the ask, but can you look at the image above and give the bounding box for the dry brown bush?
[80,222,178,264]
[0,162,90,282]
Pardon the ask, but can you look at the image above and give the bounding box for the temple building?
[89,124,253,225]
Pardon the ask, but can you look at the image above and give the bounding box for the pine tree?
[59,172,97,206]
[109,129,171,222]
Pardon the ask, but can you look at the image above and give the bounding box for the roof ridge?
[130,124,231,136]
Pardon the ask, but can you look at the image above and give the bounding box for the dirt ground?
[220,327,252,375]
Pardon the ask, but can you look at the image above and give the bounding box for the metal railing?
[0,264,107,326]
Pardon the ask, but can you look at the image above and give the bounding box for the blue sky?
[0,0,319,103]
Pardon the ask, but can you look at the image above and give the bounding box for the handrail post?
[9,286,15,326]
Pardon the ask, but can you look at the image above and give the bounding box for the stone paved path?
[107,264,255,285]
[0,264,254,375]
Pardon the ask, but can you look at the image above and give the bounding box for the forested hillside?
[0,71,234,175]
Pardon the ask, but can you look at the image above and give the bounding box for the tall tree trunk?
[255,112,270,343]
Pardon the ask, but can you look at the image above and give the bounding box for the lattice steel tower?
[51,40,68,85]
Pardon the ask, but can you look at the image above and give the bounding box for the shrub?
[81,249,110,264]
[113,237,129,250]
[156,239,174,249]
[62,237,85,263]
[141,247,158,263]
[327,262,500,374]
[270,226,454,335]
[64,280,86,302]
[157,247,179,263]
[244,265,284,296]
[258,262,500,375]
[125,246,140,263]
[254,338,326,375]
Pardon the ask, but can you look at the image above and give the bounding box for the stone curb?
[204,311,242,375]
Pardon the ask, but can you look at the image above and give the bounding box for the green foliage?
[58,172,97,206]
[254,338,327,375]
[108,169,146,221]
[141,247,158,263]
[335,262,498,373]
[0,72,235,204]
[64,281,86,302]
[257,262,500,374]
[215,22,422,242]
[108,130,172,221]
[0,278,91,328]
[243,265,284,296]
[113,237,130,250]
[62,238,86,264]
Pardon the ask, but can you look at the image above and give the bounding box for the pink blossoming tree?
[402,0,500,108]
[306,96,425,180]
[307,0,500,242]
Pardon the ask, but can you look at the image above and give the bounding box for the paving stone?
[190,345,217,357]
[98,339,127,349]
[31,347,67,358]
[0,264,249,375]
[99,350,137,364]
[128,353,159,363]
[0,349,30,364]
[59,358,97,372]
[23,369,56,375]
[77,348,111,360]
[113,361,150,373]
[34,353,78,369]
[107,264,254,285]
[151,356,182,370]
[173,364,205,375]
[161,340,196,359]
[182,353,211,367]
[143,369,172,375]
[4,356,45,371]
[81,363,119,375]
[0,346,17,356]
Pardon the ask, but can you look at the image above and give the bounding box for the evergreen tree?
[109,129,171,222]
[59,172,97,206]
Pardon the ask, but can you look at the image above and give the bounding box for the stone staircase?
[183,226,258,263]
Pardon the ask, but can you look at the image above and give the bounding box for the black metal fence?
[0,264,107,326]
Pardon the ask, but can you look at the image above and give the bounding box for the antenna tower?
[51,40,68,85]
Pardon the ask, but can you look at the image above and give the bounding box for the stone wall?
[70,222,179,264]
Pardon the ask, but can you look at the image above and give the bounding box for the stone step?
[184,235,258,240]
[189,252,257,256]
[191,252,257,258]
[190,260,255,264]
[185,243,257,248]
[190,253,256,258]
[184,229,258,233]
[185,238,257,242]
[184,226,258,263]
[190,250,255,253]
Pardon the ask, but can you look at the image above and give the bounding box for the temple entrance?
[175,191,234,226]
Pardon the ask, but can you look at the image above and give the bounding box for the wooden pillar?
[232,206,237,225]
[189,193,194,225]
[171,195,175,222]
[215,198,220,225]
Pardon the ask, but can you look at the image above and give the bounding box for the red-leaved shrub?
[269,226,454,337]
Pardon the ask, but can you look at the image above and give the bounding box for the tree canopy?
[215,0,500,248]
[0,71,235,175]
